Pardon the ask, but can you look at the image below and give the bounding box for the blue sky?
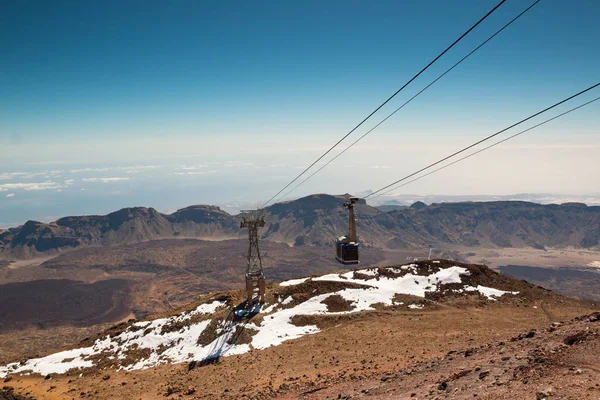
[1,0,599,226]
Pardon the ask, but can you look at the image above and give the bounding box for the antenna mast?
[240,210,266,304]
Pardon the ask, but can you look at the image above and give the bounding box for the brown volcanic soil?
[2,262,598,400]
[0,239,385,365]
[0,279,132,333]
[4,306,598,400]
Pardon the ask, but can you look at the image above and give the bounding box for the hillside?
[1,195,600,259]
[0,260,597,399]
[0,206,238,259]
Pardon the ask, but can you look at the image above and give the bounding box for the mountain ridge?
[1,194,599,259]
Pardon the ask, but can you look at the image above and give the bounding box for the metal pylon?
[240,209,266,304]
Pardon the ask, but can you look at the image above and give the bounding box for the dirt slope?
[1,260,597,399]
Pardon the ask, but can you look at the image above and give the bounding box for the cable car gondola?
[335,197,360,265]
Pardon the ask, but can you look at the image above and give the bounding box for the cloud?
[70,168,110,173]
[170,170,218,176]
[176,165,208,171]
[71,165,161,174]
[0,171,64,180]
[122,165,161,174]
[0,181,63,191]
[5,193,14,197]
[0,172,28,180]
[224,161,253,168]
[81,177,131,183]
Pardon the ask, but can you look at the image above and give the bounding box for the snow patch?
[464,285,519,300]
[0,265,523,377]
[588,261,600,268]
[279,277,309,286]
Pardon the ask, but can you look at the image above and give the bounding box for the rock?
[184,387,196,395]
[536,387,554,399]
[449,369,472,381]
[3,376,12,383]
[478,370,490,380]
[44,374,52,380]
[525,330,536,338]
[564,331,586,345]
[438,381,448,391]
[102,374,110,381]
[164,386,179,396]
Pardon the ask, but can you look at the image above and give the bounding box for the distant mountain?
[375,205,409,212]
[0,205,238,259]
[1,194,599,258]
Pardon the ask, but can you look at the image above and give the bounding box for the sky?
[1,0,599,227]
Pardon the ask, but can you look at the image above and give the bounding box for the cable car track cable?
[370,95,600,199]
[272,0,541,204]
[259,0,507,209]
[363,82,600,200]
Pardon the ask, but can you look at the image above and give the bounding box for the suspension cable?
[370,96,600,200]
[364,83,600,200]
[273,0,541,204]
[259,0,507,208]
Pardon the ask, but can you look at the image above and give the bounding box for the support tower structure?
[240,210,266,304]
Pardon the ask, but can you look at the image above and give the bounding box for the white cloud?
[70,168,110,173]
[0,172,28,180]
[81,177,131,183]
[5,193,14,198]
[176,164,208,171]
[171,170,217,176]
[224,161,253,167]
[123,165,161,173]
[0,181,63,191]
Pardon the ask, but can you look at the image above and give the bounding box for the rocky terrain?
[0,260,597,399]
[0,239,386,364]
[1,195,599,259]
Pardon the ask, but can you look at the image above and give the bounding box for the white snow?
[0,265,522,378]
[588,261,600,268]
[279,277,309,286]
[464,285,519,300]
[356,268,379,277]
[0,300,226,378]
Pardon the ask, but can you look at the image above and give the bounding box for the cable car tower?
[240,210,266,304]
[335,197,360,265]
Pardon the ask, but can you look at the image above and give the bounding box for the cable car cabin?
[335,197,360,265]
[335,237,359,265]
